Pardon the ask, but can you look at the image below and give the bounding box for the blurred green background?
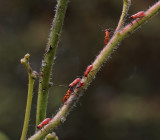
[0,0,160,139]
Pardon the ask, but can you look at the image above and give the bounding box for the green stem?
[115,0,131,32]
[45,132,59,140]
[29,1,160,139]
[20,54,38,140]
[21,75,35,140]
[36,0,69,128]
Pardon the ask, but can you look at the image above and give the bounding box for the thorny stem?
[36,0,69,128]
[20,54,38,140]
[115,0,131,32]
[29,1,160,140]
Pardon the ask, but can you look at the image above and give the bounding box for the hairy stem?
[29,1,160,140]
[115,0,131,32]
[93,1,160,77]
[20,54,38,140]
[36,0,69,128]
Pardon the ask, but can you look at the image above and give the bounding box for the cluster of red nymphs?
[63,65,93,103]
[104,11,145,45]
[36,65,94,129]
[37,11,146,130]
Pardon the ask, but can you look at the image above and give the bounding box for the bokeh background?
[0,0,160,139]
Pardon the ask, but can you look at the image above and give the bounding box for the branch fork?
[20,1,160,140]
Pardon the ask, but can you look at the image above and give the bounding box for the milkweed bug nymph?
[63,89,72,103]
[104,29,110,44]
[130,11,145,25]
[69,78,81,88]
[37,118,50,129]
[84,65,93,77]
[130,11,145,19]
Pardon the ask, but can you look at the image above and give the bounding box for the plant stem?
[21,75,35,140]
[45,132,59,140]
[29,1,160,139]
[92,1,160,77]
[36,0,69,128]
[115,0,131,32]
[20,54,38,140]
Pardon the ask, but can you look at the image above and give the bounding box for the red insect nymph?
[37,118,50,129]
[63,89,72,103]
[130,11,145,19]
[84,65,93,77]
[104,29,109,44]
[69,78,81,88]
